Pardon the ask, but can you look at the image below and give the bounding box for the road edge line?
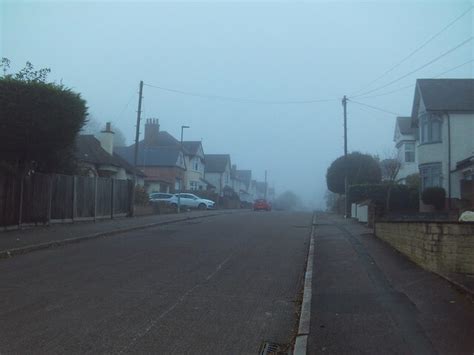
[0,212,230,260]
[294,212,316,355]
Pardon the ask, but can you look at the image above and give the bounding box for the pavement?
[0,211,312,354]
[308,213,474,355]
[0,209,239,258]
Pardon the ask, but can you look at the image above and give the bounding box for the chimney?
[144,118,160,146]
[99,122,115,155]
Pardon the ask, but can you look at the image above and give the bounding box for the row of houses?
[75,119,274,203]
[393,78,473,210]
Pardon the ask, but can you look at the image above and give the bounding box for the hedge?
[348,183,419,211]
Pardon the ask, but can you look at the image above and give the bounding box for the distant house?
[75,123,145,183]
[410,78,474,209]
[255,181,267,199]
[235,169,253,203]
[115,119,186,193]
[182,141,212,191]
[204,154,232,196]
[393,116,417,183]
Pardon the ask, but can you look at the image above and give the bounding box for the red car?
[253,199,272,211]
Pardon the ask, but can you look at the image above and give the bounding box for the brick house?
[115,119,186,193]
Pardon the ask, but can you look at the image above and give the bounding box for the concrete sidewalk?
[308,213,474,355]
[0,210,238,258]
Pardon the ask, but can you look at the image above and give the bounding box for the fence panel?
[51,174,74,220]
[0,174,21,227]
[114,180,131,214]
[22,173,51,225]
[76,176,95,218]
[96,177,112,217]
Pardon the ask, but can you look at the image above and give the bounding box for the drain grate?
[259,341,289,355]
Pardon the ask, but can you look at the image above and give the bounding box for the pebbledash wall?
[375,221,474,274]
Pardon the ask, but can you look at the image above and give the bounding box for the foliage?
[325,190,345,213]
[134,185,150,206]
[274,190,302,211]
[1,58,51,83]
[380,158,401,182]
[326,152,382,194]
[349,183,419,212]
[405,173,421,189]
[0,59,88,174]
[81,116,127,147]
[421,187,446,210]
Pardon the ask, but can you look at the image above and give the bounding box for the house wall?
[375,221,474,274]
[184,155,205,190]
[140,166,184,192]
[205,172,223,195]
[396,140,418,182]
[416,112,474,199]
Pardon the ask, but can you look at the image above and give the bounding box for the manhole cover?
[259,341,289,355]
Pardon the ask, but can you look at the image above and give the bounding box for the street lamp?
[177,125,190,213]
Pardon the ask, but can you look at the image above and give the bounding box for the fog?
[2,0,472,208]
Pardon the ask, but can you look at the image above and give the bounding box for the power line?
[350,5,473,96]
[349,99,403,116]
[143,83,338,105]
[351,36,473,98]
[354,58,474,100]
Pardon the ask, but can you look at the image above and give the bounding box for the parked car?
[149,193,175,204]
[171,193,215,210]
[254,199,271,211]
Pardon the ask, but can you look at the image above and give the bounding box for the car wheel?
[171,203,178,210]
[198,203,207,210]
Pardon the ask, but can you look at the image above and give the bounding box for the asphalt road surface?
[0,211,311,354]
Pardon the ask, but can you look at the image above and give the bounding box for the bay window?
[420,163,442,190]
[420,113,442,144]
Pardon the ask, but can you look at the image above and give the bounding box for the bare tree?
[379,150,401,213]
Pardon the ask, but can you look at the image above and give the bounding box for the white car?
[171,193,215,210]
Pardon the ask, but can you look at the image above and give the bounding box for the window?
[420,113,442,144]
[190,181,198,190]
[420,163,442,190]
[404,143,415,162]
[194,158,199,171]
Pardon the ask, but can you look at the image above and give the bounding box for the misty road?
[0,212,310,354]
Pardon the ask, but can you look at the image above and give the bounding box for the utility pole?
[264,170,268,200]
[131,80,143,216]
[342,95,349,218]
[177,125,190,213]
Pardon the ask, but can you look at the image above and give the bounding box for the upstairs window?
[420,113,442,144]
[404,143,415,162]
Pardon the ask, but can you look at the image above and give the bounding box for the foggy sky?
[2,0,473,208]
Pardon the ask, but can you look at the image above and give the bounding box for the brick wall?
[375,221,474,274]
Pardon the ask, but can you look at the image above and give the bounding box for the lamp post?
[177,125,190,213]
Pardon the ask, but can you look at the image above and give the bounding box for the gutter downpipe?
[446,112,451,211]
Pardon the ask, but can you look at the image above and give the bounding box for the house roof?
[115,145,183,168]
[396,116,416,135]
[204,154,231,173]
[412,79,474,119]
[75,135,145,176]
[235,170,251,186]
[144,131,180,147]
[182,141,202,156]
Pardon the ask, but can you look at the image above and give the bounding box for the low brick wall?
[375,221,474,274]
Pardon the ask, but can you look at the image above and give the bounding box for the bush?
[326,152,382,194]
[134,185,150,206]
[0,78,87,174]
[349,183,419,212]
[422,187,446,210]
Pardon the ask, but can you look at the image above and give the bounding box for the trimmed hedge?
[349,183,419,211]
[422,187,446,210]
[0,78,87,174]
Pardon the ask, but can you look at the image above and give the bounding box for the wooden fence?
[0,172,133,228]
